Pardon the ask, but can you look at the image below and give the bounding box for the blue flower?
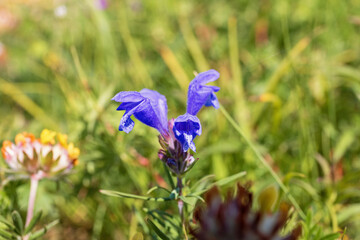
[112,89,168,135]
[112,70,220,153]
[186,69,220,115]
[173,70,220,152]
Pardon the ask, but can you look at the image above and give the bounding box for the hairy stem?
[177,177,184,223]
[25,177,39,227]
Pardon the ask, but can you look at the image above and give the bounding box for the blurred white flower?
[54,5,67,18]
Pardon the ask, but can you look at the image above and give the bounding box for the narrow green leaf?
[337,204,360,224]
[146,219,170,240]
[333,130,355,162]
[319,233,341,240]
[24,211,42,234]
[146,186,171,195]
[282,172,306,185]
[192,171,247,196]
[145,212,166,228]
[0,216,16,230]
[163,163,175,189]
[214,171,247,187]
[190,174,215,192]
[185,194,205,203]
[100,190,174,202]
[178,196,194,206]
[133,207,149,234]
[143,208,179,230]
[11,211,23,235]
[212,153,228,179]
[291,179,320,201]
[131,232,143,240]
[0,228,16,239]
[29,220,59,240]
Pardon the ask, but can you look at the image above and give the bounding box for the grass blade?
[0,78,58,130]
[178,14,209,72]
[228,17,250,136]
[118,2,152,88]
[160,46,190,92]
[219,104,306,219]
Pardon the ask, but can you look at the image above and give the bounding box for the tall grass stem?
[219,105,306,219]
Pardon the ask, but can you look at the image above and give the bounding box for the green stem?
[219,105,306,219]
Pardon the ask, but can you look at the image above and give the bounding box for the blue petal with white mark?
[173,113,202,152]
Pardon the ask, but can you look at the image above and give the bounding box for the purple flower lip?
[112,70,220,152]
[112,89,168,135]
[186,69,220,116]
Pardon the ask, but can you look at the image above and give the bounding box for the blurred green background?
[1,0,360,239]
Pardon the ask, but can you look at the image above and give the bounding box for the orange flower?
[15,132,35,145]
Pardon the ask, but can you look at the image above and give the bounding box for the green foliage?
[0,211,58,240]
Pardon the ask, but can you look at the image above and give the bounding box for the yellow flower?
[40,129,56,144]
[57,133,68,148]
[67,142,80,160]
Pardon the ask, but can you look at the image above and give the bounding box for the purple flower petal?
[112,89,168,134]
[187,70,220,115]
[139,89,168,132]
[173,113,202,152]
[117,102,139,111]
[112,91,144,103]
[118,101,145,133]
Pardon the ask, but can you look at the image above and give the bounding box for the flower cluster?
[112,70,220,176]
[1,129,79,180]
[191,184,301,240]
[158,119,196,176]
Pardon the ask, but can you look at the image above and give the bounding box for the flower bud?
[158,120,198,176]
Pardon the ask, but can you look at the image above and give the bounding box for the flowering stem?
[25,177,39,227]
[177,177,188,239]
[176,177,184,223]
